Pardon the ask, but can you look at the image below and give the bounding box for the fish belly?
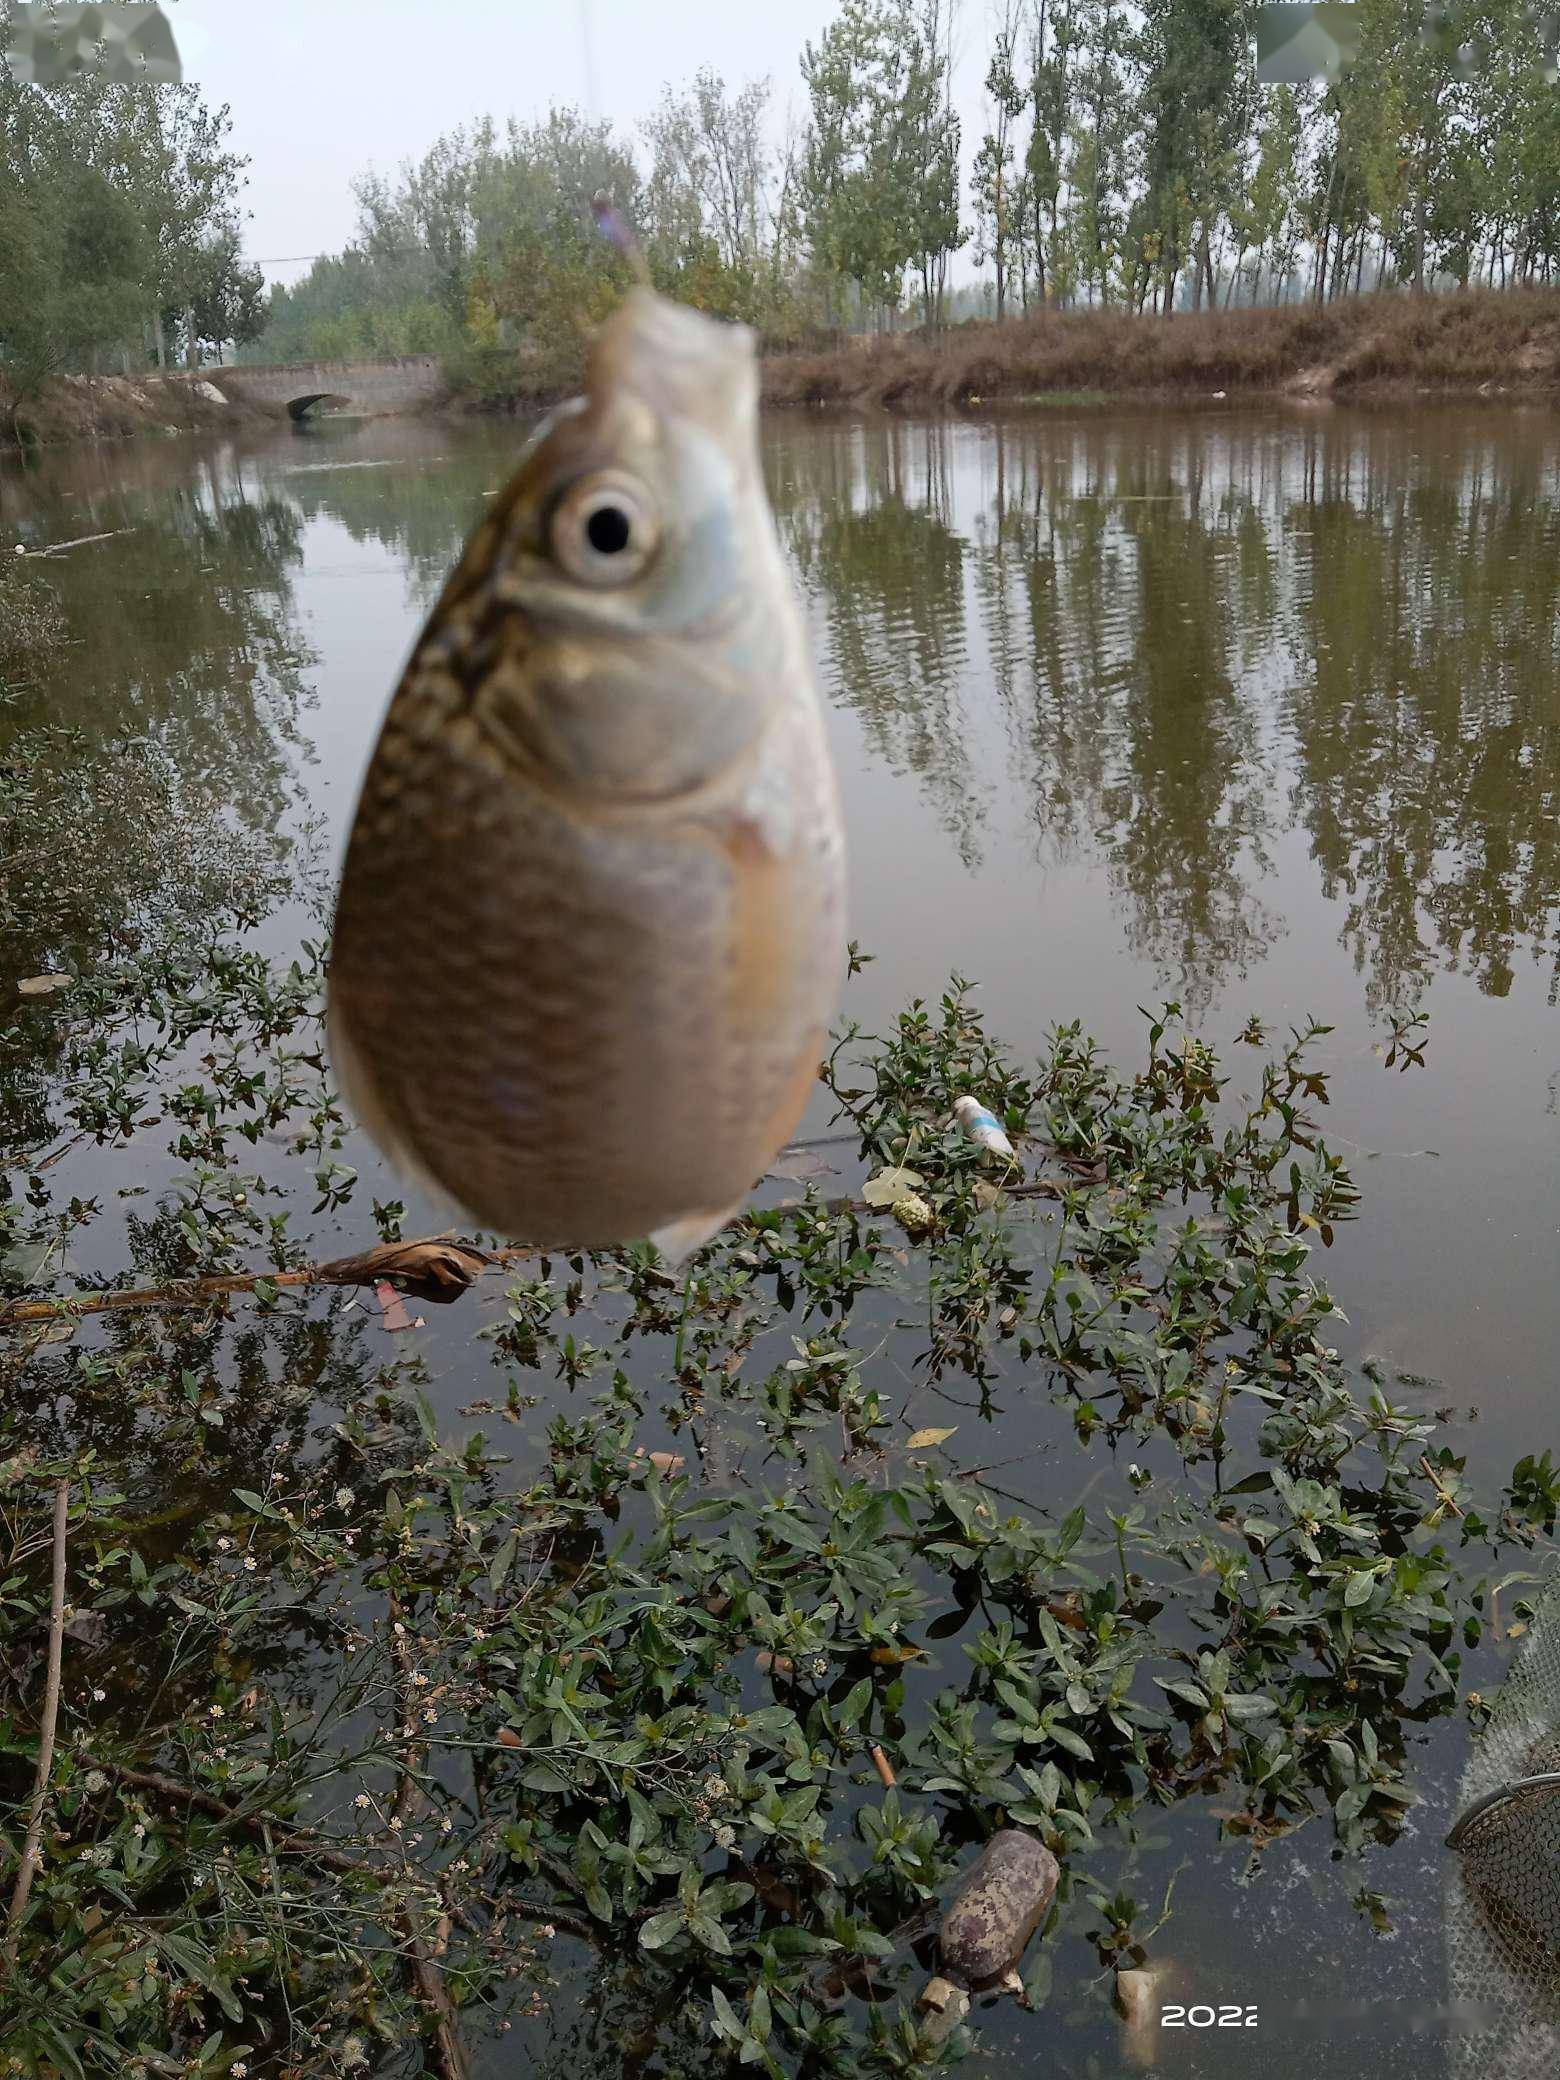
[329,715,844,1250]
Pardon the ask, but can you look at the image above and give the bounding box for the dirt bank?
[757,285,1560,410]
[17,285,1560,450]
[2,369,283,448]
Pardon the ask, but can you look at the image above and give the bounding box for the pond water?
[3,399,1558,2076]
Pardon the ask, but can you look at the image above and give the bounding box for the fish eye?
[548,473,659,588]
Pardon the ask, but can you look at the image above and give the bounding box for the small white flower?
[243,1557,257,1573]
[83,1770,107,1795]
[410,1671,428,1687]
[216,1537,231,1552]
[335,1487,355,1509]
[209,1704,224,1719]
[353,1793,371,1810]
[91,1687,106,1702]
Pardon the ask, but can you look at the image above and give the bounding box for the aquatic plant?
[0,903,1548,2077]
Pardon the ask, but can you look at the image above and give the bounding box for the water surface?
[4,398,1558,2076]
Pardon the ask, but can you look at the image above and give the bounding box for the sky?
[168,0,999,291]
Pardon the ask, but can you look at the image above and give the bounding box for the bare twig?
[79,1753,596,1943]
[1419,1454,1465,1519]
[5,1479,68,1965]
[387,1594,468,2080]
[33,528,133,556]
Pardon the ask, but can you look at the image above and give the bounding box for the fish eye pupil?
[586,503,632,556]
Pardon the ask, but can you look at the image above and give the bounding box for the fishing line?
[578,0,601,121]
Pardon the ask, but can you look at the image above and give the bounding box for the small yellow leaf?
[861,1165,925,1208]
[907,1426,957,1449]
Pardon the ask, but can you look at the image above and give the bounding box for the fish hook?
[591,190,653,288]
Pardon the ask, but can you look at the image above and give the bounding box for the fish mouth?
[591,288,758,447]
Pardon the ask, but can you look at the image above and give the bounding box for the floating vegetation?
[0,896,1549,2075]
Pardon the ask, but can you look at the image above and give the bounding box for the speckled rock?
[938,1830,1059,1986]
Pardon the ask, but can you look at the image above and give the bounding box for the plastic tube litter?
[952,1095,1015,1159]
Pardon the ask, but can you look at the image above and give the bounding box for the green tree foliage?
[243,0,1560,388]
[0,49,258,412]
[971,0,1029,319]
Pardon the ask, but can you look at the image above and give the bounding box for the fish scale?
[328,286,846,1255]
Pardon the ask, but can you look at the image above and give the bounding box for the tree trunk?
[152,310,166,369]
[184,306,198,369]
[1413,136,1431,291]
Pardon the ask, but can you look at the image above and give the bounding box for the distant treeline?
[248,0,1560,392]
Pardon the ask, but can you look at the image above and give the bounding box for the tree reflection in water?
[767,404,1560,1017]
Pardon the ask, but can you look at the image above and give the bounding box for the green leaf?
[750,1982,773,2044]
[638,1909,685,1951]
[835,1677,873,1731]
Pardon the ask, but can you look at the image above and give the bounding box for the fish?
[327,285,847,1259]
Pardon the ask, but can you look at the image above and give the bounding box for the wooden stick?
[0,1177,1082,1335]
[34,529,132,556]
[0,1235,521,1328]
[5,1479,68,1964]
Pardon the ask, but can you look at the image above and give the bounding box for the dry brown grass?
[758,285,1560,409]
[1,370,279,448]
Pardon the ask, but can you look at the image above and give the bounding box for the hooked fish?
[327,286,847,1258]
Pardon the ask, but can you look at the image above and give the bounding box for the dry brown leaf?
[18,974,71,997]
[907,1425,957,1449]
[633,1447,685,1475]
[321,1235,491,1299]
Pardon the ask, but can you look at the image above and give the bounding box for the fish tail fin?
[650,1199,747,1268]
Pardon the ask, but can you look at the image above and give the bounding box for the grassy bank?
[757,285,1560,411]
